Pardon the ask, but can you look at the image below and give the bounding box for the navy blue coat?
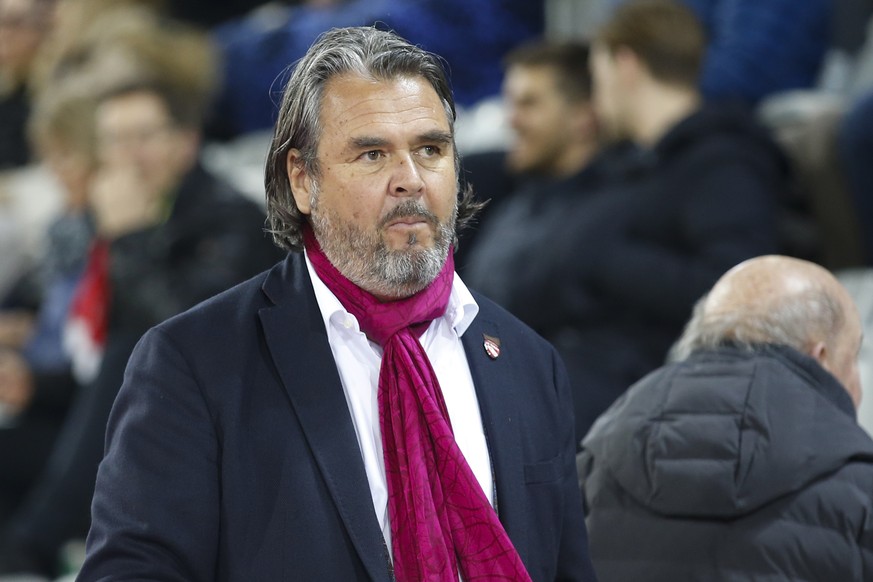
[78,252,596,581]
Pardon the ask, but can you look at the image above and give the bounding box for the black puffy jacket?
[579,344,873,581]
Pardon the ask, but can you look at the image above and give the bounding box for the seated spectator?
[461,39,614,441]
[4,84,98,372]
[579,255,873,581]
[0,85,98,532]
[554,0,780,436]
[0,74,282,577]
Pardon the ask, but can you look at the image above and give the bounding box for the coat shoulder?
[470,290,554,349]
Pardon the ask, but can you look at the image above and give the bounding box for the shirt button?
[343,317,353,329]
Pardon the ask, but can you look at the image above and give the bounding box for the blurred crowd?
[1,0,873,578]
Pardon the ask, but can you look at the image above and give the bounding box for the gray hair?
[264,26,481,251]
[669,285,846,362]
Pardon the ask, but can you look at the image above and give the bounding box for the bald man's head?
[672,256,863,407]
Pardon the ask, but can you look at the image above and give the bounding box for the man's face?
[96,90,198,202]
[289,74,458,300]
[590,45,626,140]
[503,65,580,175]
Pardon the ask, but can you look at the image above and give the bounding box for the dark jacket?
[78,252,596,581]
[466,105,783,442]
[579,344,873,581]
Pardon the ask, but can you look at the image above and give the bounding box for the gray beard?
[310,198,456,299]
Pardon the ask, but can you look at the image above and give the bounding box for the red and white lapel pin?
[483,334,501,360]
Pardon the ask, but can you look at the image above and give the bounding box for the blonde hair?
[28,79,98,163]
[31,2,217,125]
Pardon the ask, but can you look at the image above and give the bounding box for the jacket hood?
[606,103,791,184]
[656,103,782,160]
[582,345,873,519]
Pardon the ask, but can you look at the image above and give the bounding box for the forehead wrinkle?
[337,114,450,150]
[319,75,452,153]
[330,89,446,123]
[339,105,447,130]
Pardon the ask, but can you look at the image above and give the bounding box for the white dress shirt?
[304,252,493,557]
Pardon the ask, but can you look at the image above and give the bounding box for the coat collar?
[461,306,530,566]
[259,253,393,581]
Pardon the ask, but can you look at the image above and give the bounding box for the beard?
[310,191,456,300]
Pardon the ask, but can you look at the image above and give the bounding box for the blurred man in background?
[462,40,614,443]
[580,255,873,581]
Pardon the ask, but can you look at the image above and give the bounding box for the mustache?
[378,201,440,229]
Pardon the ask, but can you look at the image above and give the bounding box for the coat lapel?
[258,254,391,582]
[462,312,530,567]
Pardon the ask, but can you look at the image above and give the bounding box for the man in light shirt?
[78,26,596,581]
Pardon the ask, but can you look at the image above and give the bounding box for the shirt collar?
[304,249,479,338]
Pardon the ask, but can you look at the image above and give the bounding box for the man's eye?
[362,150,382,161]
[420,145,440,157]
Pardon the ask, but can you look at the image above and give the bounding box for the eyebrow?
[348,130,454,151]
[417,130,453,146]
[349,136,391,150]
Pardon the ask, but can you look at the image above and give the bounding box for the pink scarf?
[304,228,530,581]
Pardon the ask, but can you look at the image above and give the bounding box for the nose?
[389,152,425,197]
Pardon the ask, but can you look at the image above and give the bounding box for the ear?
[809,340,829,368]
[569,101,598,142]
[286,148,313,216]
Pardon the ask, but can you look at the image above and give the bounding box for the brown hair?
[595,0,705,88]
[503,40,592,103]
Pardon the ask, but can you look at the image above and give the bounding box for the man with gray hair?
[77,26,596,580]
[579,255,873,581]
